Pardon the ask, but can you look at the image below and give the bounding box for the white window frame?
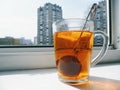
[0,0,120,71]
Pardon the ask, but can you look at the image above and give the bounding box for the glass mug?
[53,18,108,84]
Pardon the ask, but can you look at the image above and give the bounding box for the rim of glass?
[55,18,93,25]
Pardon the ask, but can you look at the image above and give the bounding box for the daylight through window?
[0,0,109,47]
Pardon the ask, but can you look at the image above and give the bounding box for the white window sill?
[0,46,120,71]
[0,64,120,90]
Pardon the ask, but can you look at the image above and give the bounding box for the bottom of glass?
[58,76,89,85]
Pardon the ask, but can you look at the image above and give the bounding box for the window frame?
[0,0,120,71]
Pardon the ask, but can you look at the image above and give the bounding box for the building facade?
[94,0,107,45]
[37,3,62,46]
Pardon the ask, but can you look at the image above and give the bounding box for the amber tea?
[54,30,94,81]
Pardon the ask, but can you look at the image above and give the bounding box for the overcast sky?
[0,0,101,41]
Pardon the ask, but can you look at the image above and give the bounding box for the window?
[0,0,110,47]
[0,0,120,71]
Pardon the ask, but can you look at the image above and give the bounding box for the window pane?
[0,0,109,46]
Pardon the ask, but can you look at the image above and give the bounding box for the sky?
[0,0,101,41]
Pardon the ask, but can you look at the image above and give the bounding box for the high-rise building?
[37,3,63,46]
[94,0,107,45]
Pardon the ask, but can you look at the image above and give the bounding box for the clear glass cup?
[53,18,108,84]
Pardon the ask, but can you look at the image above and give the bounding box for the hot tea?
[54,30,94,81]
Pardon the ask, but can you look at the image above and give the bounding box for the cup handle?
[91,31,109,67]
